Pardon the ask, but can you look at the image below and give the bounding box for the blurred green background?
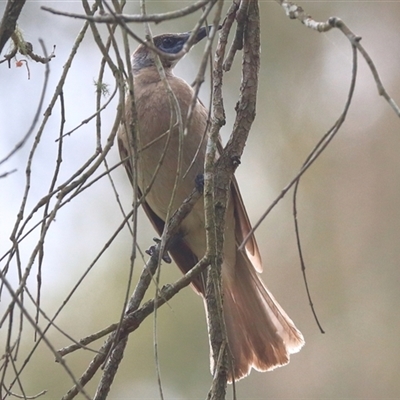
[1,1,400,398]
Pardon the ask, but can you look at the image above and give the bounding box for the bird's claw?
[145,238,172,263]
[195,173,204,193]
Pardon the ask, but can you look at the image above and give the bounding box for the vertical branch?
[206,0,260,397]
[224,0,259,160]
[203,1,232,398]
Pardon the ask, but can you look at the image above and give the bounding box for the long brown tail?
[221,250,304,382]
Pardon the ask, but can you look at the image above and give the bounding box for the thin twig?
[292,40,359,334]
[0,39,51,166]
[223,0,246,71]
[41,0,211,24]
[0,268,92,400]
[63,186,206,400]
[276,1,400,117]
[240,3,400,250]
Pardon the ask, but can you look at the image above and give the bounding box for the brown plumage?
[117,27,304,382]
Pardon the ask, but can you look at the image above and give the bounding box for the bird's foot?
[145,238,172,263]
[195,173,204,193]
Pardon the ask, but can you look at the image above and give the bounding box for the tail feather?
[222,250,304,382]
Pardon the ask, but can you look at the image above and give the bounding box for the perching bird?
[118,26,304,382]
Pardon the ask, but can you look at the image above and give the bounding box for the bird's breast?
[134,73,209,221]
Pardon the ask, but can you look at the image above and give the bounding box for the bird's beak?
[191,25,221,45]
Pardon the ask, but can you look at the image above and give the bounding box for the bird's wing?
[231,175,263,273]
[141,195,206,294]
[118,133,205,294]
[215,139,263,273]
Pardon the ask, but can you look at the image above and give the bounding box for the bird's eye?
[162,37,175,49]
[157,36,185,54]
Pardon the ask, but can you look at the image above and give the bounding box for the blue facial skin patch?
[156,36,188,54]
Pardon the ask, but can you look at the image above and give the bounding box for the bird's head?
[132,26,213,74]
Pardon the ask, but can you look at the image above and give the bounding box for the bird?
[117,26,304,382]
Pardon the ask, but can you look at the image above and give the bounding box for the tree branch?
[0,0,26,54]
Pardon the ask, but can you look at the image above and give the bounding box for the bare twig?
[0,268,92,400]
[0,169,17,178]
[240,1,400,250]
[41,0,211,24]
[292,40,359,335]
[276,1,400,117]
[56,84,118,141]
[0,5,108,396]
[2,388,47,399]
[63,186,206,400]
[223,0,246,71]
[0,39,51,166]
